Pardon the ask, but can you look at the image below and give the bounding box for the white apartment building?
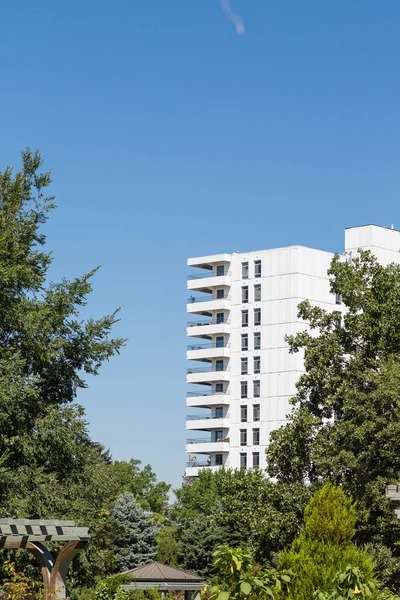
[185,224,400,478]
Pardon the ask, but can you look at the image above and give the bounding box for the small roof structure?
[121,561,205,593]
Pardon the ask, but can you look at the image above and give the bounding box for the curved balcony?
[187,295,230,316]
[186,438,230,454]
[187,341,230,362]
[186,391,230,408]
[186,415,229,431]
[187,319,231,339]
[186,366,230,384]
[185,464,223,477]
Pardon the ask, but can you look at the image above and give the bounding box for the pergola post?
[184,591,193,600]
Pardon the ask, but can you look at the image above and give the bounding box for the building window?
[215,383,224,394]
[217,265,225,276]
[254,332,261,350]
[216,336,224,348]
[216,360,224,371]
[254,260,261,278]
[253,404,260,421]
[215,407,223,418]
[241,381,248,398]
[335,293,342,305]
[254,308,261,326]
[240,453,247,468]
[253,380,260,398]
[241,357,248,375]
[217,289,224,299]
[242,286,249,303]
[241,334,248,351]
[215,453,223,466]
[254,356,260,374]
[242,262,249,279]
[254,284,261,301]
[240,405,247,422]
[215,430,223,440]
[252,452,260,469]
[242,310,249,327]
[216,312,224,324]
[253,428,260,445]
[240,429,247,446]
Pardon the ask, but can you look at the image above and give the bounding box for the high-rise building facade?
[185,225,400,477]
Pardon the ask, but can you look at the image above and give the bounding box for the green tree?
[110,460,171,517]
[173,468,310,570]
[112,492,157,571]
[155,524,180,567]
[178,513,229,577]
[278,483,374,600]
[0,149,125,508]
[266,250,400,568]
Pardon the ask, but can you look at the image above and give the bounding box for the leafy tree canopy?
[172,468,310,567]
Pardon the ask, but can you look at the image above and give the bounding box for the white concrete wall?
[227,245,335,470]
[345,225,400,266]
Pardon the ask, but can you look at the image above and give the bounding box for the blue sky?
[1,0,400,491]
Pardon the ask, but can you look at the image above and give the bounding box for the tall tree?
[0,150,128,590]
[0,149,126,508]
[266,250,400,578]
[112,492,157,571]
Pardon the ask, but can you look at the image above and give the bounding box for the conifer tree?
[112,492,157,571]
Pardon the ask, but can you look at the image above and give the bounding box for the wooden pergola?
[121,562,205,600]
[0,518,89,600]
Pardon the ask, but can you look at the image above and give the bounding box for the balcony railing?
[186,413,213,420]
[188,295,231,303]
[186,390,228,398]
[187,366,230,374]
[187,437,230,444]
[187,319,231,327]
[188,271,229,280]
[186,461,211,468]
[187,341,229,350]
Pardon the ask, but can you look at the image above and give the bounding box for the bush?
[278,483,374,600]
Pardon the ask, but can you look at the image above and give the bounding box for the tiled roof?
[123,562,203,582]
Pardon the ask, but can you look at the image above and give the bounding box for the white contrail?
[221,0,245,35]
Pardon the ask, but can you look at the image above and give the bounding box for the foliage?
[278,483,374,600]
[314,565,378,600]
[0,151,170,592]
[204,546,291,600]
[266,250,400,578]
[0,559,41,600]
[303,482,356,546]
[112,492,157,571]
[172,468,310,570]
[94,574,131,600]
[155,525,180,567]
[110,460,170,518]
[178,513,229,577]
[365,544,400,592]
